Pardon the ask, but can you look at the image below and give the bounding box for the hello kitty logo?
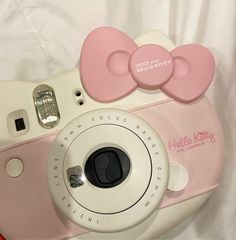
[168,130,216,153]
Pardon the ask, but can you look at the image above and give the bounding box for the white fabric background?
[0,0,235,239]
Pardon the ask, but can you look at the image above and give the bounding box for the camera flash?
[33,84,60,129]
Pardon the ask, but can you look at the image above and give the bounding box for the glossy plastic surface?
[80,27,215,103]
[0,28,224,240]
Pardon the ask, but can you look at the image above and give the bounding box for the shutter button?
[6,158,24,178]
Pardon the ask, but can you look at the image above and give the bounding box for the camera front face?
[48,109,169,232]
[0,27,224,240]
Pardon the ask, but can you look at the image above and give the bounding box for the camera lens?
[85,147,130,188]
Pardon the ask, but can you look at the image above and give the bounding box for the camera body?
[0,28,224,240]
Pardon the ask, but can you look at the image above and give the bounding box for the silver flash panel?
[33,84,60,129]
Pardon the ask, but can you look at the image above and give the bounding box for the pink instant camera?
[0,27,224,240]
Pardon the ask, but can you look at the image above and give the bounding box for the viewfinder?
[15,118,26,131]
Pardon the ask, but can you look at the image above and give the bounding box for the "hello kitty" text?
[167,130,216,151]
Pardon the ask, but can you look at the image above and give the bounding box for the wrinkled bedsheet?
[0,0,235,239]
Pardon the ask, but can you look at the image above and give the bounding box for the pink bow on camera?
[80,27,215,103]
